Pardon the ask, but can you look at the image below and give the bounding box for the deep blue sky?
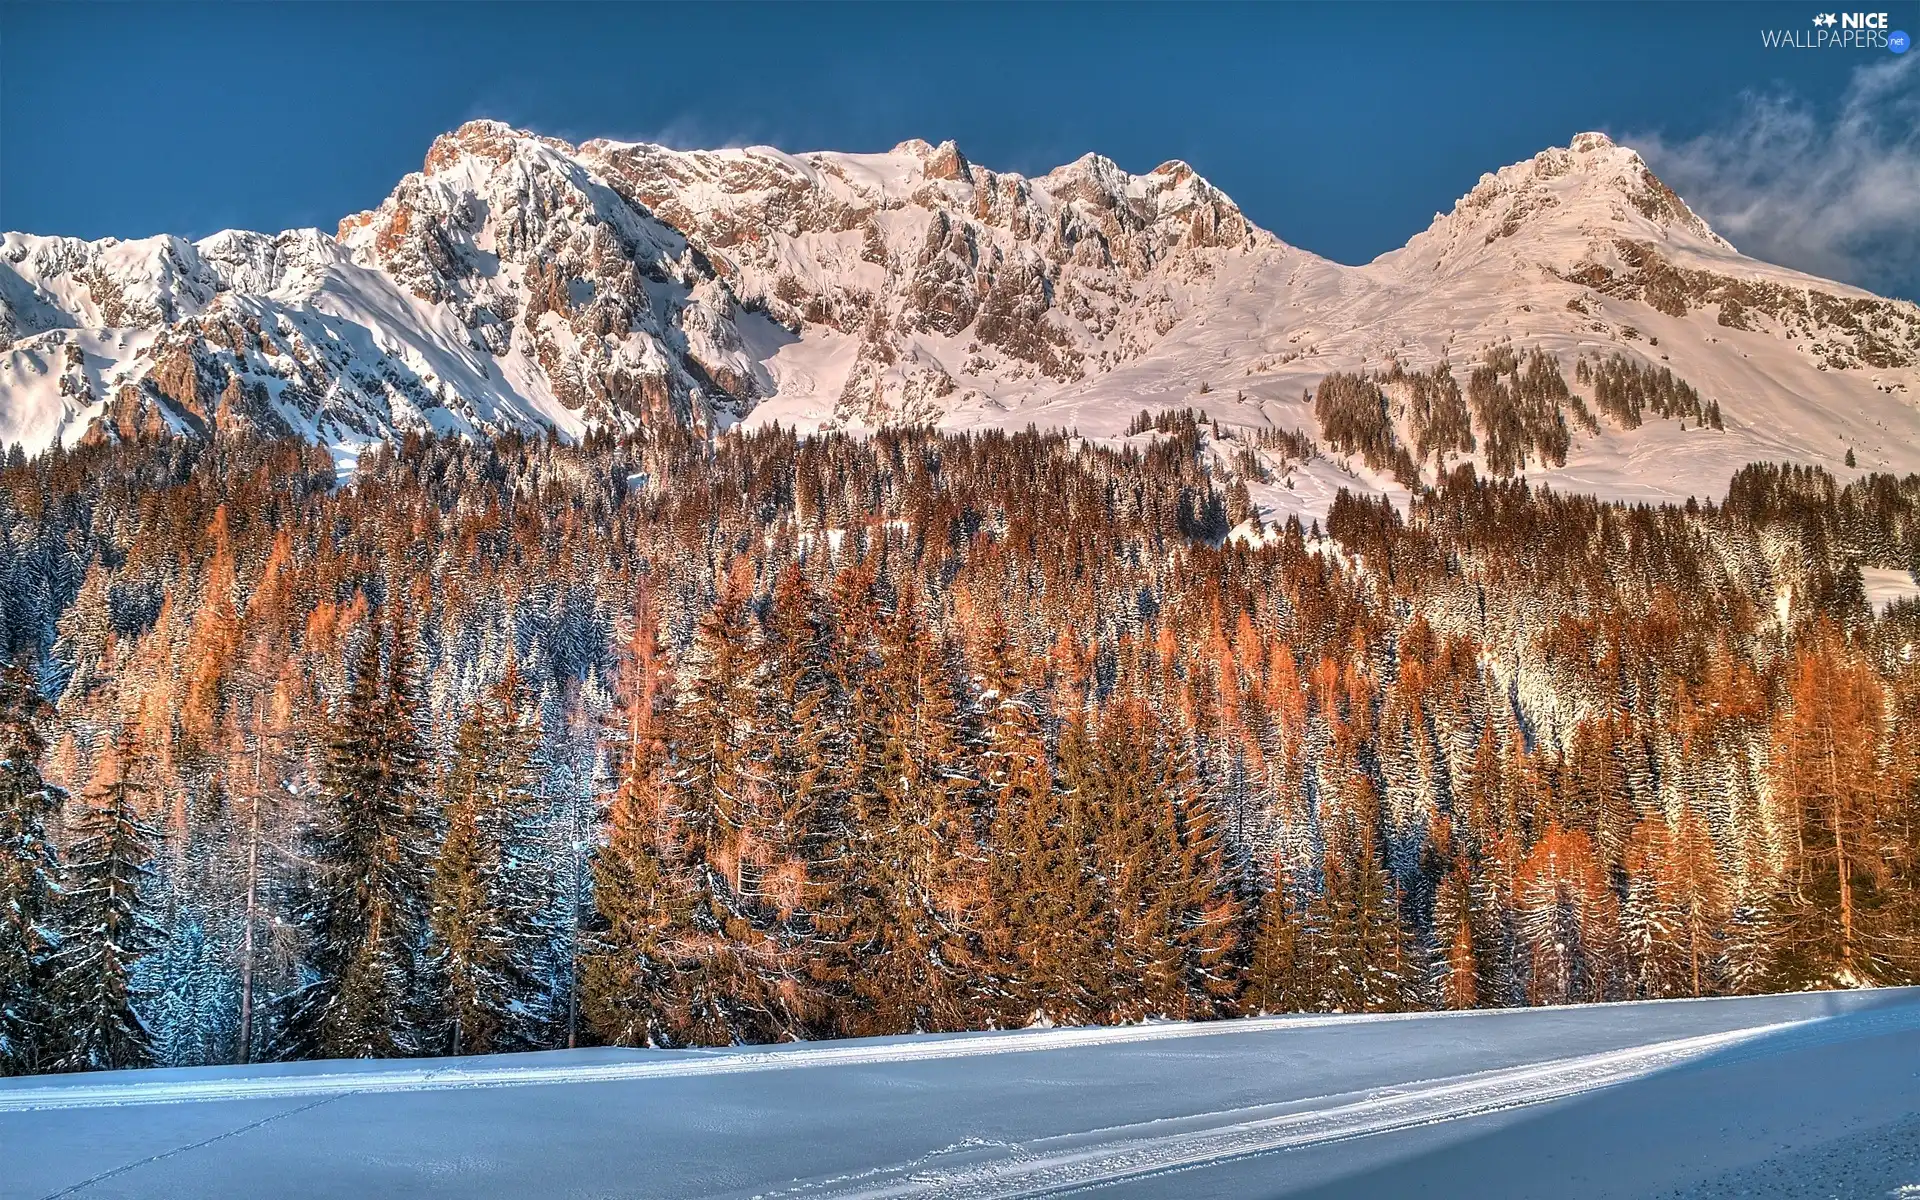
[2,2,1909,283]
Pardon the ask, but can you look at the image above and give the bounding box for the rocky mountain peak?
[886,137,972,182]
[5,125,1917,509]
[1387,132,1732,283]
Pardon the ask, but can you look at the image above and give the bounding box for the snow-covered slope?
[5,989,1919,1199]
[5,123,1919,512]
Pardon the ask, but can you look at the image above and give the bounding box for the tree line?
[0,415,1916,1073]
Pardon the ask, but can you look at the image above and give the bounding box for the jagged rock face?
[337,122,763,431]
[1559,239,1920,371]
[1416,132,1730,262]
[1,226,592,450]
[575,131,1265,421]
[0,120,1268,449]
[341,121,1270,431]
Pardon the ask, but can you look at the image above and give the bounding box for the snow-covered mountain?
[5,121,1918,510]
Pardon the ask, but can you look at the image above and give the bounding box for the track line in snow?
[733,1019,1827,1199]
[33,1095,344,1200]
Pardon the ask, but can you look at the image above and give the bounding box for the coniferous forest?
[2,413,1919,1074]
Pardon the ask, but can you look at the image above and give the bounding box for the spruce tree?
[0,664,63,1074]
[425,662,547,1055]
[1244,858,1309,1015]
[1514,826,1618,1005]
[49,730,166,1072]
[672,564,765,894]
[1087,704,1240,1022]
[1307,777,1420,1014]
[580,762,692,1047]
[428,709,511,1053]
[816,587,981,1036]
[285,613,433,1059]
[1308,836,1418,1013]
[979,650,1100,1027]
[757,564,833,911]
[663,566,796,1045]
[1430,862,1480,1009]
[580,587,693,1047]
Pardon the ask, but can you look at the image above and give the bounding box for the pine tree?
[1244,857,1309,1014]
[425,670,545,1056]
[0,664,65,1074]
[284,611,433,1059]
[424,706,506,1052]
[1622,807,1729,998]
[662,565,799,1045]
[1766,629,1902,986]
[48,729,166,1072]
[1621,822,1684,999]
[1430,862,1479,1009]
[179,506,242,760]
[1303,736,1420,1015]
[579,731,692,1047]
[580,586,691,1047]
[815,586,981,1036]
[1307,824,1419,1014]
[979,649,1100,1027]
[672,563,770,890]
[754,564,834,938]
[1087,703,1240,1022]
[1515,826,1619,1005]
[485,659,552,1035]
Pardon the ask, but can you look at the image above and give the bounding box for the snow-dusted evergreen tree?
[140,909,238,1067]
[1244,856,1309,1014]
[1305,823,1420,1014]
[755,564,834,924]
[425,663,546,1055]
[0,663,66,1074]
[816,583,981,1036]
[580,588,689,1047]
[48,729,166,1072]
[1087,703,1241,1022]
[284,613,433,1059]
[656,565,794,1045]
[1514,826,1619,1005]
[1429,861,1480,1009]
[979,641,1101,1027]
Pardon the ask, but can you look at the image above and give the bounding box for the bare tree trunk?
[1826,719,1853,975]
[236,733,263,1065]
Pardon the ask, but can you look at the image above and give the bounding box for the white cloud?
[1624,56,1920,300]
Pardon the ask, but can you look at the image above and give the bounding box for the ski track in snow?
[7,994,1919,1200]
[737,1009,1920,1199]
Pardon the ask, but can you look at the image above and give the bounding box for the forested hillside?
[2,414,1918,1073]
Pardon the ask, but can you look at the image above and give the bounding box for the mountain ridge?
[4,121,1917,515]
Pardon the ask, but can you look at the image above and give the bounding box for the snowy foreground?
[5,990,1919,1199]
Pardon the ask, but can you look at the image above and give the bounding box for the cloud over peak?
[1626,56,1920,301]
